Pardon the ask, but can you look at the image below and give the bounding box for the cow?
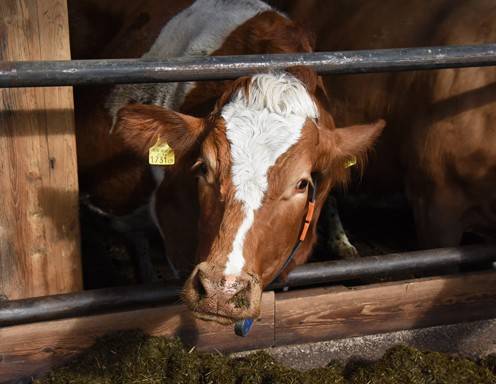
[276,0,496,249]
[75,0,384,324]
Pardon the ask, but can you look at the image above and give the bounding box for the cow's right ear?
[113,104,204,163]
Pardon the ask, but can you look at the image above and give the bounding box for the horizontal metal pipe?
[0,245,494,327]
[1,44,496,88]
[0,284,182,328]
[269,244,496,290]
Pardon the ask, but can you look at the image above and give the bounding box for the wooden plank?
[275,271,496,346]
[0,0,82,299]
[0,291,275,382]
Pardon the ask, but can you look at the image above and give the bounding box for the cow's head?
[115,70,384,324]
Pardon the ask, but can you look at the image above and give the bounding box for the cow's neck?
[106,0,272,120]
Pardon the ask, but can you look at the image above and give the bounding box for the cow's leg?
[409,186,465,249]
[323,195,359,259]
[126,231,159,283]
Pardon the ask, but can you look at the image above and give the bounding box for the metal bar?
[1,44,496,88]
[0,284,182,328]
[269,244,496,290]
[0,245,494,327]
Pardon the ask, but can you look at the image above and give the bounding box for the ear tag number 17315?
[149,136,175,166]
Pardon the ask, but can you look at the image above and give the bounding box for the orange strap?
[299,201,315,241]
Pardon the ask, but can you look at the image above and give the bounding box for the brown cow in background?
[276,0,496,247]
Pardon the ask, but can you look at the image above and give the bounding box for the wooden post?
[0,0,82,299]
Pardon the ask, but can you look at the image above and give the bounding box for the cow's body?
[76,0,383,323]
[277,0,496,247]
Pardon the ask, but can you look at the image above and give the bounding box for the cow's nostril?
[192,271,207,300]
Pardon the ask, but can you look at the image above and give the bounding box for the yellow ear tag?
[149,136,175,166]
[344,156,357,169]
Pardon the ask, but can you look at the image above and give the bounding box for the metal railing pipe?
[1,44,496,87]
[0,245,494,327]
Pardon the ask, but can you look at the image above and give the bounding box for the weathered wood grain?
[0,0,82,300]
[0,291,275,382]
[275,271,496,346]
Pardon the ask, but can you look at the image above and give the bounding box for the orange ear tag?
[344,156,357,169]
[149,136,175,166]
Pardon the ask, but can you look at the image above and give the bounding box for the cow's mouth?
[185,295,262,325]
[190,309,241,325]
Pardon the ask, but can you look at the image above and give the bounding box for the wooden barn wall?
[0,0,82,300]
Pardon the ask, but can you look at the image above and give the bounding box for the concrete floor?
[235,319,496,370]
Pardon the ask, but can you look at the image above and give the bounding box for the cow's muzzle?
[183,262,262,324]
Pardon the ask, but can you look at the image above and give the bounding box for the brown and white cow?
[76,0,384,324]
[277,0,496,249]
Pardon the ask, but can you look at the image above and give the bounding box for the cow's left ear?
[316,119,386,173]
[113,103,205,165]
[333,119,386,159]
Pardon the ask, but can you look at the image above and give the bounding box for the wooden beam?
[0,291,275,382]
[0,0,82,299]
[1,272,495,382]
[275,271,496,346]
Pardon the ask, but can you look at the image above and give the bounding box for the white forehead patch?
[221,72,319,275]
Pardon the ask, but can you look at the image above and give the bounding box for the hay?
[35,330,496,384]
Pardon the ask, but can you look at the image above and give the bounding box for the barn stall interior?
[1,0,496,383]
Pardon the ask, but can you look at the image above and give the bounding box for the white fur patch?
[106,0,271,120]
[222,73,319,275]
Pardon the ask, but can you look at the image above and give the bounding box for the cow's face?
[115,71,384,324]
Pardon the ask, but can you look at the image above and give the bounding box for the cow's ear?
[114,104,204,163]
[333,119,385,160]
[316,119,385,180]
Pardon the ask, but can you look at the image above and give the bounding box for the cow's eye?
[192,160,208,177]
[296,179,309,192]
[198,162,208,176]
